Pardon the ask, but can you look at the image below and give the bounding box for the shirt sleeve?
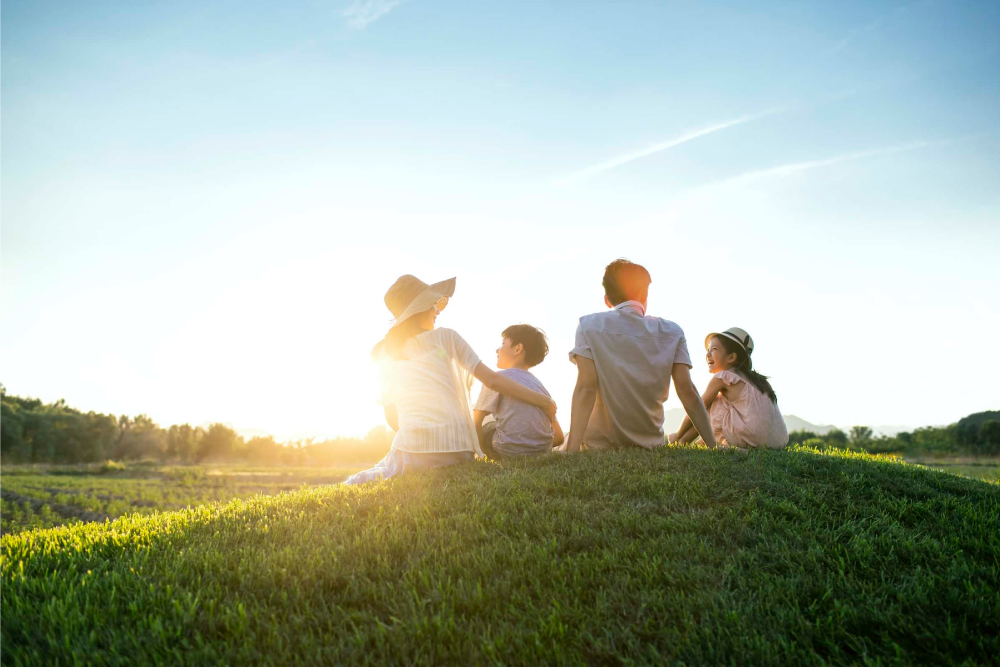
[674,335,693,368]
[714,370,743,386]
[445,329,482,374]
[473,385,501,414]
[568,321,593,363]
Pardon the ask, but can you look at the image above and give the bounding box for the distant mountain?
[782,415,838,436]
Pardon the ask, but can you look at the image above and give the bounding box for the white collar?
[614,300,646,316]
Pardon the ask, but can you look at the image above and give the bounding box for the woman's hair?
[713,335,778,404]
[372,310,433,361]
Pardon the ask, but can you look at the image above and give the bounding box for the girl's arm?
[473,363,557,421]
[669,376,726,444]
[677,425,699,443]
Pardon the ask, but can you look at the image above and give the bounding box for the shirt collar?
[614,300,646,316]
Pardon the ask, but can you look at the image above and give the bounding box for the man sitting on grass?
[563,258,716,452]
[474,324,564,458]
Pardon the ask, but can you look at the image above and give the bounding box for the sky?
[3,0,999,439]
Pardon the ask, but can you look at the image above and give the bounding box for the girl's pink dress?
[709,370,788,449]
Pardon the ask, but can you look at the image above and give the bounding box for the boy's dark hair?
[502,324,549,368]
[603,259,651,305]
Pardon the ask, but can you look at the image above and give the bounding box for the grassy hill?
[2,446,998,665]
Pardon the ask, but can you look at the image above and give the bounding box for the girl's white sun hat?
[384,274,456,329]
[705,327,754,355]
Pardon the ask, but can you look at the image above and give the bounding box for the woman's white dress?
[344,328,483,485]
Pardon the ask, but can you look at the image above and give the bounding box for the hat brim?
[430,277,456,299]
[390,277,456,329]
[705,331,749,354]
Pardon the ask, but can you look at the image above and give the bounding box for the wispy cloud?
[701,140,934,191]
[340,0,405,30]
[555,109,784,186]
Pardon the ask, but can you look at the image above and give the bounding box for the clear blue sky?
[3,0,999,438]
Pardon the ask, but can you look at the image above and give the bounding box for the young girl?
[344,274,556,485]
[669,327,787,450]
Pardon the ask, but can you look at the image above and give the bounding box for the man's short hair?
[603,259,651,305]
[502,324,549,368]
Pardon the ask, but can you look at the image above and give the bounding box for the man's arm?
[669,377,725,444]
[566,356,599,453]
[671,364,717,448]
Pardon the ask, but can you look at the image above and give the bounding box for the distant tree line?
[0,386,393,466]
[788,411,1000,457]
[4,385,997,465]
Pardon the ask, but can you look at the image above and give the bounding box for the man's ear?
[514,343,524,356]
[604,295,613,309]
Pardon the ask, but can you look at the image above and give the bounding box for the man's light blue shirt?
[569,301,692,449]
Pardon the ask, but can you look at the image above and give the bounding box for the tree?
[197,424,242,462]
[166,424,201,463]
[849,426,874,447]
[788,430,818,446]
[955,421,980,447]
[824,429,848,446]
[246,435,280,465]
[113,414,165,460]
[978,421,1000,455]
[1,398,27,462]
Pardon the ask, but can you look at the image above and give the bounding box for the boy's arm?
[566,356,599,453]
[473,363,556,420]
[473,409,490,443]
[672,364,716,448]
[551,418,565,447]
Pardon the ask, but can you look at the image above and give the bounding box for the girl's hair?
[713,335,778,404]
[372,310,433,361]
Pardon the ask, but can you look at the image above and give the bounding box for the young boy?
[474,324,564,458]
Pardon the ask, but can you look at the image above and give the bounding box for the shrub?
[97,460,127,474]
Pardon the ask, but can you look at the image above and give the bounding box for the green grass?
[2,446,998,665]
[0,498,82,534]
[0,464,357,534]
[917,463,1000,483]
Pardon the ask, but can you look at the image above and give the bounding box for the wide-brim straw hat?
[705,327,754,355]
[384,274,456,329]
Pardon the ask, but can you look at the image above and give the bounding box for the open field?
[0,464,358,535]
[3,446,998,665]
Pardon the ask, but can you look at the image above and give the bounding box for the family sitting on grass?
[344,259,788,485]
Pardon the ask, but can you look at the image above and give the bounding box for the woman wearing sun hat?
[344,274,558,485]
[668,327,788,449]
